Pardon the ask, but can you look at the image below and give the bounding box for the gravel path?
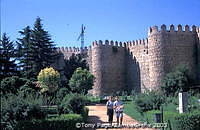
[81,104,157,130]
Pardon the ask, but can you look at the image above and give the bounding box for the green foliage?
[125,95,200,130]
[161,64,191,96]
[16,26,33,78]
[16,17,56,79]
[59,93,89,114]
[37,67,60,93]
[124,101,146,122]
[134,91,165,112]
[174,111,200,130]
[0,33,18,80]
[1,93,46,129]
[121,91,128,101]
[41,106,58,115]
[19,81,38,95]
[15,114,83,130]
[63,53,89,85]
[55,87,69,104]
[188,95,200,112]
[69,67,94,94]
[0,76,32,94]
[85,95,101,104]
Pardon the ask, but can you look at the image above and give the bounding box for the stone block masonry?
[54,24,200,96]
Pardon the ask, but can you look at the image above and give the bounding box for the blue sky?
[1,0,200,47]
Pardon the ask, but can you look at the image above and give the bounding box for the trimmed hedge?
[173,111,200,130]
[134,91,165,112]
[14,106,89,130]
[15,114,83,130]
[59,93,89,114]
[145,110,200,130]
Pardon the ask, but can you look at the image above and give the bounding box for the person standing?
[106,96,114,125]
[114,96,124,126]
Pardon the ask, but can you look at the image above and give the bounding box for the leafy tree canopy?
[69,67,94,94]
[161,64,191,96]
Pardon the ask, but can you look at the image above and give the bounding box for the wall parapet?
[148,24,199,35]
[92,40,126,47]
[125,38,148,47]
[56,46,91,53]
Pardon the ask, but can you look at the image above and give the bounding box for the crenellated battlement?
[148,24,199,35]
[91,39,149,49]
[56,46,91,53]
[53,24,200,96]
[125,38,148,47]
[92,40,126,47]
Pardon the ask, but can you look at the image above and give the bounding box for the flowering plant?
[37,67,60,93]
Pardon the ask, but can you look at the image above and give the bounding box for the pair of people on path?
[106,96,124,126]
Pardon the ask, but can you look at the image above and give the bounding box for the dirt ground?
[81,104,157,130]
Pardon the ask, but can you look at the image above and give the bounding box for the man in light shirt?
[113,96,124,125]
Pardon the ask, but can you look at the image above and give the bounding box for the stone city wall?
[54,24,200,96]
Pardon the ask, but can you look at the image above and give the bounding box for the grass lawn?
[124,101,146,122]
[124,101,179,123]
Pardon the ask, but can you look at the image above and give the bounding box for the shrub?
[40,106,58,115]
[15,114,83,130]
[86,95,100,104]
[174,111,200,130]
[161,111,200,130]
[134,91,165,112]
[37,67,60,93]
[134,94,152,112]
[121,91,128,101]
[188,95,200,112]
[1,93,46,129]
[55,87,69,104]
[19,87,36,96]
[59,94,89,114]
[161,65,191,96]
[69,67,94,94]
[0,76,29,94]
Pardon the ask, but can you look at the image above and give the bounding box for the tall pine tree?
[17,17,56,79]
[30,17,56,78]
[0,33,18,80]
[16,26,34,78]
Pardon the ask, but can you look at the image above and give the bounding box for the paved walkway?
[82,104,156,130]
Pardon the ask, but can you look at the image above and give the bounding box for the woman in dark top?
[106,96,114,125]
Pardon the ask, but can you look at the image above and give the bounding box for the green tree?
[31,17,56,78]
[37,67,60,93]
[161,65,191,96]
[16,17,56,79]
[0,33,18,80]
[0,76,29,94]
[16,26,34,78]
[69,67,94,94]
[64,53,88,81]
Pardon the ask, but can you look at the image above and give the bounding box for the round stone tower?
[91,41,103,96]
[148,24,198,90]
[91,40,126,96]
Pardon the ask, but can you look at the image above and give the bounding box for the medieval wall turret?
[53,24,200,96]
[91,40,126,96]
[148,24,198,90]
